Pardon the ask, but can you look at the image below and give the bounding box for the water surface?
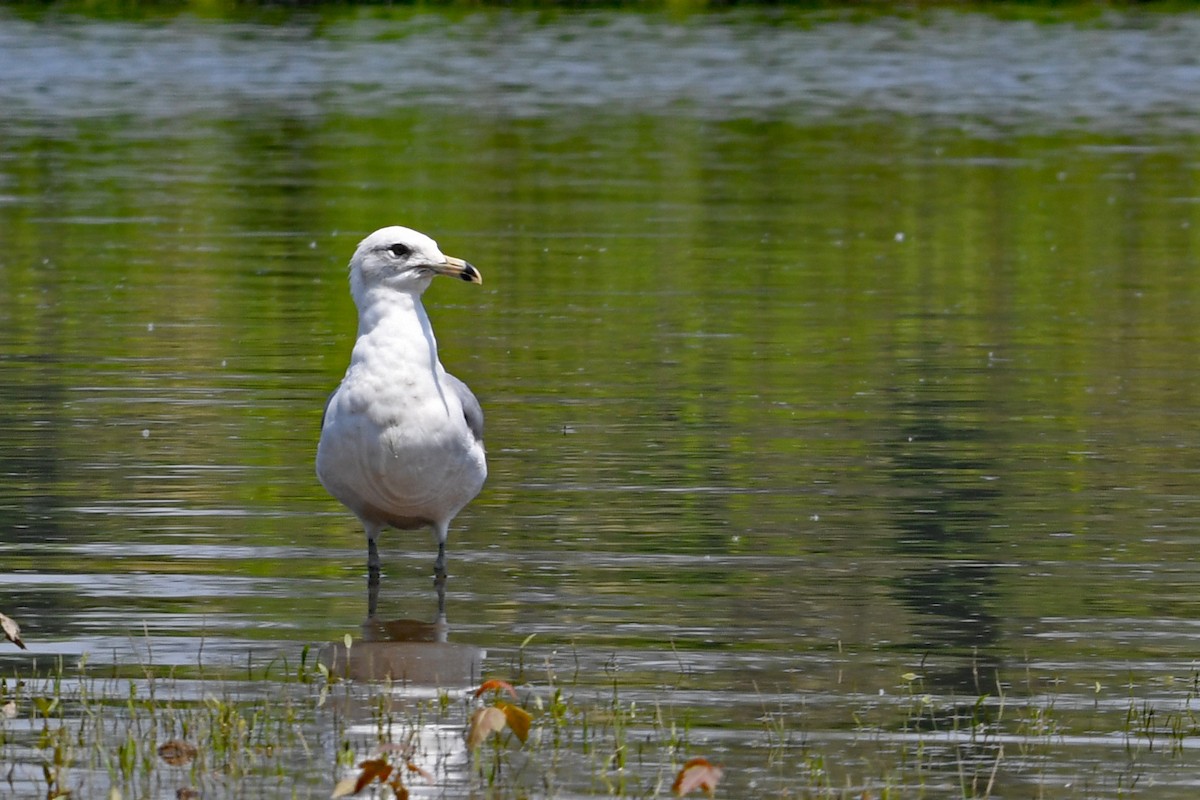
[2,6,1200,798]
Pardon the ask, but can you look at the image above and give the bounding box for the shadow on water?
[319,578,484,687]
[885,357,1003,692]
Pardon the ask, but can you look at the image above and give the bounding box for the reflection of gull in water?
[319,570,483,685]
[320,594,485,795]
[319,609,485,687]
[316,227,486,613]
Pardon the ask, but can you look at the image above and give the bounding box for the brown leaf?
[466,706,508,749]
[473,679,518,700]
[1,613,26,650]
[330,757,396,799]
[157,740,198,767]
[672,757,724,796]
[176,788,200,800]
[404,761,434,782]
[498,702,532,743]
[387,777,409,800]
[352,758,393,794]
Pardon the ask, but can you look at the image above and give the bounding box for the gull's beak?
[432,255,483,285]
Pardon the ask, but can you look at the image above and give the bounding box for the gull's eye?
[387,243,411,259]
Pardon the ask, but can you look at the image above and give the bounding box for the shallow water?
[2,5,1200,797]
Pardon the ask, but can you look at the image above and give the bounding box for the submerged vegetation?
[1,640,1198,799]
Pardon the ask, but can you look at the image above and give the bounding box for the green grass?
[1,644,1199,798]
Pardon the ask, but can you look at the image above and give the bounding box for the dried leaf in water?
[351,758,393,795]
[672,757,724,796]
[1,613,26,650]
[473,679,518,700]
[176,788,200,800]
[387,777,409,800]
[330,776,359,799]
[498,702,532,743]
[157,740,198,767]
[405,761,434,782]
[466,706,508,749]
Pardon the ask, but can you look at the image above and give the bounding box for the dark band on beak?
[433,255,483,285]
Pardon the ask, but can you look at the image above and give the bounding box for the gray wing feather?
[320,389,336,431]
[445,373,484,443]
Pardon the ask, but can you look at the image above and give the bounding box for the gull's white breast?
[316,296,486,529]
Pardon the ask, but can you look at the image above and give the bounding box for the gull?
[317,227,486,610]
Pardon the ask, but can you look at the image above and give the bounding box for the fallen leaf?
[473,679,518,700]
[404,761,434,782]
[1,613,26,650]
[176,788,200,800]
[466,706,508,749]
[330,776,358,799]
[157,740,198,767]
[672,757,724,796]
[351,758,392,795]
[386,777,409,800]
[498,702,532,743]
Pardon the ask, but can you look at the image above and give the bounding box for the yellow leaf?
[1,613,26,650]
[330,775,358,799]
[466,706,507,749]
[672,757,724,796]
[473,679,518,700]
[498,702,532,743]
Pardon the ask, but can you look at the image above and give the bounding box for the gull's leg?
[433,521,449,579]
[365,522,382,618]
[367,569,380,619]
[434,568,446,617]
[434,539,446,577]
[432,522,449,616]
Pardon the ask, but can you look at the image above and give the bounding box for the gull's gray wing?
[444,373,484,443]
[320,389,335,432]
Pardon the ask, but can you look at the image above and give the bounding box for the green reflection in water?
[2,13,1200,795]
[1,107,1197,644]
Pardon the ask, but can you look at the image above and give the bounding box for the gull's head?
[349,226,481,303]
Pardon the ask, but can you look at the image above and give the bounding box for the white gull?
[317,226,486,607]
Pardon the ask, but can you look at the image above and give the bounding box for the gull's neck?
[352,288,439,368]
